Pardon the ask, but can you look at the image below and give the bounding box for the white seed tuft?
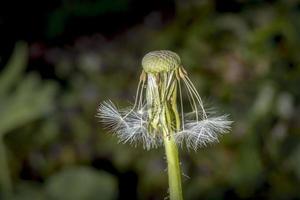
[97,101,162,150]
[174,115,233,151]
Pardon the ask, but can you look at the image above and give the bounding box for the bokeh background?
[1,0,300,199]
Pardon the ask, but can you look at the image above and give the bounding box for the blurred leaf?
[0,42,58,137]
[0,42,28,97]
[45,166,117,200]
[0,76,57,137]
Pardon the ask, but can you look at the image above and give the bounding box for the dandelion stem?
[164,135,183,200]
[163,82,183,200]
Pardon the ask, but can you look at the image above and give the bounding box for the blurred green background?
[0,0,300,199]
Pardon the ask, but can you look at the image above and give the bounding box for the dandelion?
[97,50,232,200]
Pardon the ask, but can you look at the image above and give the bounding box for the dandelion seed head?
[98,50,233,151]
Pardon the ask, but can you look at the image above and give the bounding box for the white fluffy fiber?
[97,101,162,150]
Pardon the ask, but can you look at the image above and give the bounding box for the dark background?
[0,0,300,199]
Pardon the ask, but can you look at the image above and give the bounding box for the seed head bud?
[142,50,181,73]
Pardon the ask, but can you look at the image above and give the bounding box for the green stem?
[147,72,183,199]
[164,76,183,200]
[163,135,183,200]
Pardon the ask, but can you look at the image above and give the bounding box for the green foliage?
[0,42,57,137]
[0,42,58,197]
